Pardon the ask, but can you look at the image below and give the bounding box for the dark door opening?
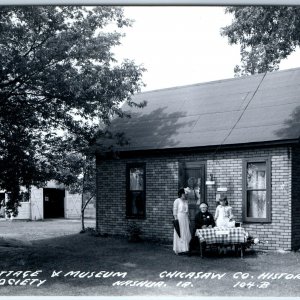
[179,162,206,230]
[43,188,65,219]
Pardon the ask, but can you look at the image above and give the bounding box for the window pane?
[247,162,266,189]
[0,193,5,218]
[130,191,144,216]
[186,173,201,202]
[127,164,146,218]
[247,190,267,218]
[21,191,30,202]
[130,168,144,191]
[0,193,5,202]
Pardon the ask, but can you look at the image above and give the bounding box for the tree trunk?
[80,157,96,232]
[81,192,85,232]
[80,166,87,232]
[81,194,94,232]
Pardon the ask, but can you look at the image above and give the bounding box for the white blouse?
[173,198,188,217]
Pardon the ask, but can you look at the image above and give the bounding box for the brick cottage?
[96,67,300,251]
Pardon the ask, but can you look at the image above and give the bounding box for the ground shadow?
[0,232,297,297]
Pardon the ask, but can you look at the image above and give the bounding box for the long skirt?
[216,216,230,228]
[173,212,191,254]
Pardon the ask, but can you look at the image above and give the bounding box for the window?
[3,189,30,203]
[0,192,5,204]
[243,158,271,222]
[0,193,5,218]
[20,190,30,202]
[126,163,146,218]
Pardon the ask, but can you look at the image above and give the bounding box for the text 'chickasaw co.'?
[159,271,226,280]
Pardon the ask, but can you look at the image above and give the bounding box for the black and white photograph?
[1,1,300,298]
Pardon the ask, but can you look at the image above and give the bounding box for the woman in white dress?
[214,197,234,228]
[173,188,191,255]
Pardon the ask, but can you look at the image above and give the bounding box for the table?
[195,227,248,258]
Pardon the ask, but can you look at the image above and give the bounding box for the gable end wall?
[292,145,300,250]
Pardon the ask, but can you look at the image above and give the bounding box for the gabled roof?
[105,67,300,153]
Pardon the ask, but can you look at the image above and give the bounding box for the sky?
[112,6,300,92]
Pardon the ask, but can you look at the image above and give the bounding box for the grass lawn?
[0,227,300,297]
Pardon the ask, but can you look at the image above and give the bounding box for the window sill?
[126,215,146,220]
[243,220,271,224]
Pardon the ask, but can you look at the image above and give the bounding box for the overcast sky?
[113,6,300,92]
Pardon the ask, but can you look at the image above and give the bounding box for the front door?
[179,162,206,231]
[43,188,65,219]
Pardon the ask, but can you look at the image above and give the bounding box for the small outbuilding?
[0,181,95,220]
[96,67,300,251]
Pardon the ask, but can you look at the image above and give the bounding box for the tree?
[221,6,300,76]
[78,157,96,232]
[55,153,96,232]
[0,6,145,215]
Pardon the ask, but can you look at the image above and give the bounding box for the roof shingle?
[105,67,300,152]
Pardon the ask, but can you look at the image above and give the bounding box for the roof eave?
[96,138,300,159]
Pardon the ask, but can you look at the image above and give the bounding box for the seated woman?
[214,197,234,228]
[195,202,215,229]
[190,202,215,254]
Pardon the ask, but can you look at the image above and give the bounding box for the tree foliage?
[221,6,300,76]
[0,6,145,215]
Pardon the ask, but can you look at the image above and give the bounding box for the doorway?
[43,188,65,219]
[179,161,206,230]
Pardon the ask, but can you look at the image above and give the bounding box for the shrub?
[127,222,142,242]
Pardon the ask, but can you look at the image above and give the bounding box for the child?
[214,197,234,228]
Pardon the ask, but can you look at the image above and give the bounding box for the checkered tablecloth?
[195,227,248,244]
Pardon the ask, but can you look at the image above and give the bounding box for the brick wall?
[96,146,293,250]
[292,145,300,250]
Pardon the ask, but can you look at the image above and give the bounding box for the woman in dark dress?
[195,202,215,229]
[189,202,215,254]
